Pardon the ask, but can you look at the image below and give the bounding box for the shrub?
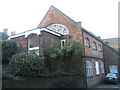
[2,40,17,63]
[9,53,43,77]
[46,39,83,71]
[47,39,83,59]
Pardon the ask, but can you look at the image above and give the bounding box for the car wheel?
[115,82,118,85]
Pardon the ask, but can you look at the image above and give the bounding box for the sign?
[92,51,99,56]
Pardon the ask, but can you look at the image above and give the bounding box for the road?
[93,83,120,89]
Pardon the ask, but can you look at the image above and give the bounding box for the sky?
[0,0,119,39]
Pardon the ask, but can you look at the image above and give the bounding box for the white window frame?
[85,37,90,47]
[28,36,39,55]
[93,41,97,50]
[46,24,69,35]
[61,39,66,49]
[100,62,105,74]
[94,61,100,75]
[86,61,93,77]
[98,44,102,51]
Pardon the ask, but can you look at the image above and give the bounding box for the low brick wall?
[3,76,86,88]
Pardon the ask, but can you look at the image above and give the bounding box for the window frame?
[93,41,97,50]
[28,34,40,55]
[86,61,93,77]
[100,61,105,74]
[61,39,66,49]
[85,37,90,47]
[94,61,100,75]
[98,44,102,52]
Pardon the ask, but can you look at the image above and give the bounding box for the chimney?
[11,31,16,36]
[97,36,101,39]
[3,28,8,35]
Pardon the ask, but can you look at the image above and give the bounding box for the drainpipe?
[81,28,87,88]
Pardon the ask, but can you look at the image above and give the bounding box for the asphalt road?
[93,83,119,89]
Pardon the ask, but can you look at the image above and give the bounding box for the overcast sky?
[0,0,119,39]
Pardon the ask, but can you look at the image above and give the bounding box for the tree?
[2,40,17,63]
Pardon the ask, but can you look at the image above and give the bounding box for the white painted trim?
[29,46,39,51]
[46,24,69,35]
[8,33,25,39]
[41,28,61,36]
[8,28,61,39]
[61,39,66,49]
[25,29,41,38]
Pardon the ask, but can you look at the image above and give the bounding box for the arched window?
[98,44,102,51]
[85,37,90,47]
[46,24,69,35]
[93,41,97,50]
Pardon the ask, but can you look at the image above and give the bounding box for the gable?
[37,6,82,40]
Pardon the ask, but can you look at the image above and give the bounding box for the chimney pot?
[11,31,16,35]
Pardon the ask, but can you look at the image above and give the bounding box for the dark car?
[105,73,118,84]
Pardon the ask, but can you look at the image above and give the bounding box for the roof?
[81,27,118,54]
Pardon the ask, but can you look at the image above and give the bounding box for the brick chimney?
[11,31,16,36]
[3,28,8,35]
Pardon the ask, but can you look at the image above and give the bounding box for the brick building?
[103,38,119,51]
[8,6,112,87]
[102,39,119,78]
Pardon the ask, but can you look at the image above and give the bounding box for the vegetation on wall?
[47,39,83,59]
[45,39,83,71]
[2,40,17,63]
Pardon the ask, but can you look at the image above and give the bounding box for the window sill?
[93,49,97,50]
[85,45,91,48]
[29,46,39,50]
[87,76,93,78]
[95,74,100,76]
[101,73,105,75]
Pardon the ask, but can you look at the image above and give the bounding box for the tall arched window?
[85,37,90,47]
[93,41,97,50]
[98,44,102,51]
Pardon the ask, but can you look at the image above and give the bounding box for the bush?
[47,39,83,59]
[46,39,83,71]
[9,53,43,77]
[2,40,17,63]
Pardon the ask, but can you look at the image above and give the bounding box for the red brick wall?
[11,35,28,52]
[87,59,105,87]
[83,32,105,87]
[38,6,82,40]
[83,32,103,58]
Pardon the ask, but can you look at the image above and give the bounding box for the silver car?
[105,73,118,85]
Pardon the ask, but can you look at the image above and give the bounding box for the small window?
[100,62,105,74]
[61,40,66,49]
[93,41,97,50]
[28,34,39,55]
[94,61,100,75]
[85,37,90,47]
[86,61,93,77]
[98,44,102,51]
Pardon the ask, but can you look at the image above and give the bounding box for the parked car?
[105,73,118,84]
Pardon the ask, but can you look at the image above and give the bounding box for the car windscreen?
[106,73,117,78]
